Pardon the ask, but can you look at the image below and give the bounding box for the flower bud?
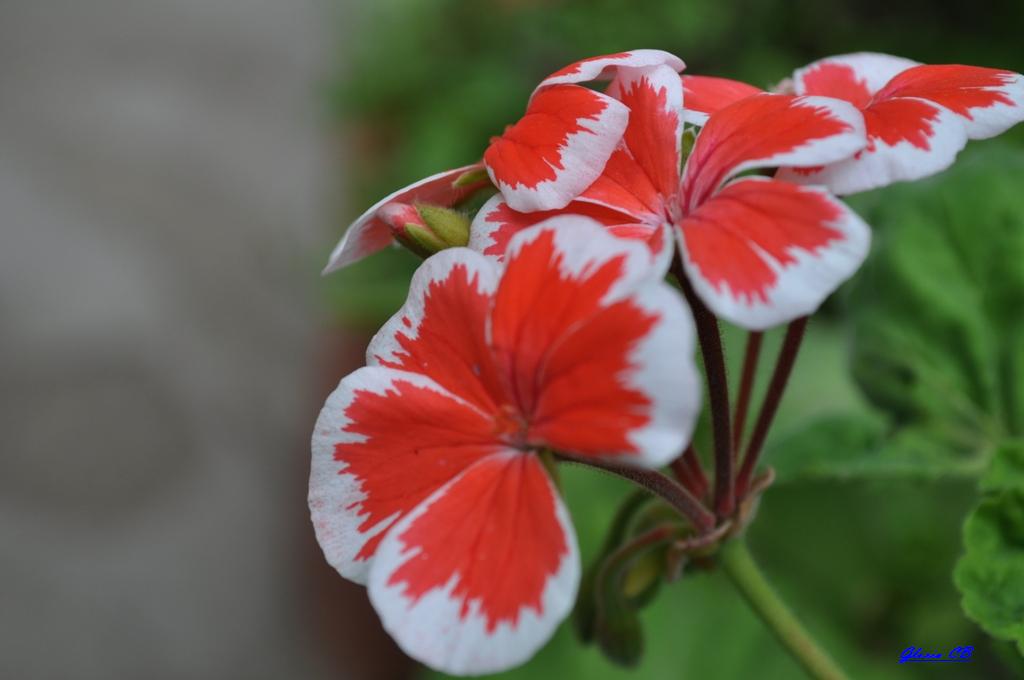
[595,604,643,667]
[379,202,470,259]
[452,167,491,188]
[622,548,664,608]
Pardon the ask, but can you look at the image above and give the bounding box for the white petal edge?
[366,247,500,366]
[741,95,868,171]
[777,97,968,195]
[367,450,580,676]
[682,110,710,126]
[504,215,672,302]
[468,193,518,261]
[489,91,630,213]
[956,70,1024,140]
[618,277,701,466]
[679,179,872,330]
[309,366,489,584]
[793,52,920,96]
[606,63,686,180]
[647,221,676,276]
[681,94,867,210]
[536,49,686,90]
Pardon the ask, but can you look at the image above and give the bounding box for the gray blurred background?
[0,1,407,678]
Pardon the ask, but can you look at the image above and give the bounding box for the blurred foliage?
[956,442,1024,654]
[849,149,1024,443]
[326,1,1024,678]
[769,147,1024,483]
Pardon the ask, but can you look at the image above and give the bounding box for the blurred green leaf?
[593,592,645,667]
[768,146,1024,484]
[849,145,1024,443]
[769,414,990,483]
[321,247,420,330]
[955,441,1024,654]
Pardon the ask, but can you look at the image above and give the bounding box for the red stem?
[733,331,764,455]
[669,444,708,499]
[559,454,717,533]
[673,259,734,519]
[736,317,808,497]
[683,445,708,499]
[669,456,699,495]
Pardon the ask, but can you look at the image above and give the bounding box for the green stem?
[719,539,848,680]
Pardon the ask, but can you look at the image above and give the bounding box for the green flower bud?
[379,202,470,259]
[415,203,470,247]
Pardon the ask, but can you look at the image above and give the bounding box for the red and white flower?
[483,49,686,212]
[324,50,685,271]
[472,55,872,329]
[681,55,1024,195]
[777,54,1024,193]
[310,219,700,674]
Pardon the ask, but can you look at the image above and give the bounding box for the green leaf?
[955,441,1024,654]
[771,146,1024,483]
[848,146,1024,445]
[769,414,990,483]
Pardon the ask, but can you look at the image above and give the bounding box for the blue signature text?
[899,646,973,664]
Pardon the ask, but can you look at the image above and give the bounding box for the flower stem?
[732,331,763,454]
[673,260,734,519]
[558,454,716,533]
[683,444,709,498]
[669,456,698,496]
[736,317,807,497]
[600,523,679,583]
[669,444,708,499]
[719,538,848,680]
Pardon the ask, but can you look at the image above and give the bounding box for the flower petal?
[793,52,920,106]
[491,220,697,464]
[468,193,638,260]
[323,164,485,274]
[484,85,629,212]
[537,49,685,89]
[777,96,968,194]
[681,75,763,125]
[310,367,504,583]
[605,64,685,201]
[528,268,699,465]
[367,451,578,675]
[678,177,870,330]
[577,148,666,221]
[366,248,506,413]
[680,94,866,211]
[875,64,1024,139]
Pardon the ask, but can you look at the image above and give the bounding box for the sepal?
[573,492,681,667]
[379,202,471,258]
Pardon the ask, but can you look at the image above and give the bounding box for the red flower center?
[493,403,530,449]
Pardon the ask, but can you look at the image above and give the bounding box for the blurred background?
[2,0,1022,679]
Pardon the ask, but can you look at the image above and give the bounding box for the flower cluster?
[312,49,1023,675]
